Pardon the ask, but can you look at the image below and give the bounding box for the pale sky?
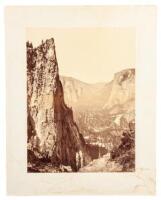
[26,28,135,83]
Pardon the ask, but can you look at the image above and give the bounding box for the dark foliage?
[110,123,135,172]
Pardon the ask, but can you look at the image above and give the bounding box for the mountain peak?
[114,68,135,85]
[61,68,135,111]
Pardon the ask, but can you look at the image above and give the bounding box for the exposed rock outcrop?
[61,69,135,137]
[27,38,90,172]
[60,68,135,111]
[103,68,135,110]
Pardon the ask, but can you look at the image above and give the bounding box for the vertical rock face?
[27,38,90,171]
[103,68,135,109]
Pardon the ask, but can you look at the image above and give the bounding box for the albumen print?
[27,28,135,173]
[6,6,156,195]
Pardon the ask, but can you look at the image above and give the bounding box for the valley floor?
[28,153,126,173]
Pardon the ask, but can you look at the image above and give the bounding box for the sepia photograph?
[27,28,135,173]
[5,5,156,195]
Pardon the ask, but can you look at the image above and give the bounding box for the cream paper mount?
[6,6,156,195]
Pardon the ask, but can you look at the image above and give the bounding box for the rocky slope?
[79,154,123,172]
[102,69,135,111]
[61,68,135,136]
[80,120,135,172]
[61,69,135,172]
[60,76,105,109]
[27,38,91,172]
[61,68,135,111]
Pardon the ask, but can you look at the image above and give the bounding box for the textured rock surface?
[60,76,105,109]
[61,68,135,111]
[103,68,135,110]
[27,38,90,172]
[61,69,135,137]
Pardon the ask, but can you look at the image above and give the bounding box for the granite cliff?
[27,38,90,172]
[60,68,135,112]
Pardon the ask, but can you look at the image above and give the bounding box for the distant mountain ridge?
[60,68,135,113]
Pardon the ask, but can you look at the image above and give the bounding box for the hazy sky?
[27,28,135,83]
